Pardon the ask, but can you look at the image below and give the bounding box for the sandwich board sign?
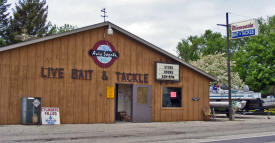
[41,107,60,125]
[231,19,259,39]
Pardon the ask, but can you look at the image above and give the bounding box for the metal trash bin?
[21,97,42,125]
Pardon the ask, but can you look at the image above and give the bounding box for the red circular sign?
[88,40,119,68]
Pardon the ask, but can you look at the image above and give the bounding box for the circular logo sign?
[88,40,119,68]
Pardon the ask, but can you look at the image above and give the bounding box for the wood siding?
[0,26,210,124]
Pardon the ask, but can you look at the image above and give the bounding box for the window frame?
[161,86,183,109]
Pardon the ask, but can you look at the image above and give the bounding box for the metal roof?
[0,21,216,81]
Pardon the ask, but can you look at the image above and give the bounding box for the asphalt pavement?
[204,135,275,143]
[1,114,275,143]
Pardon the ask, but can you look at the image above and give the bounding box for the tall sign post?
[218,13,259,121]
[226,12,233,120]
[217,12,233,120]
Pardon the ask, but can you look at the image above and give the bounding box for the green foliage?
[47,24,77,36]
[233,16,275,92]
[199,30,226,55]
[7,0,49,44]
[176,36,201,63]
[0,38,6,46]
[176,30,227,63]
[0,0,10,45]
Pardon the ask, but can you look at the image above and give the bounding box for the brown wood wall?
[0,26,210,124]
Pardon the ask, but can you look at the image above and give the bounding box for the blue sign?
[232,29,255,39]
[45,115,57,125]
[192,97,200,101]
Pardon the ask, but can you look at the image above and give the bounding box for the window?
[162,87,182,107]
[138,87,148,104]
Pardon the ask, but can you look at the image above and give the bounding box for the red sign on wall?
[170,92,177,98]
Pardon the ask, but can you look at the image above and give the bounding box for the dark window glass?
[162,87,182,107]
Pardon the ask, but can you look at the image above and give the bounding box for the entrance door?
[132,85,152,122]
[115,84,132,122]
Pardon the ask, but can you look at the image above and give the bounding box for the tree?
[0,0,10,46]
[7,0,49,44]
[176,36,201,63]
[199,30,226,55]
[233,16,275,92]
[47,24,77,36]
[176,30,227,63]
[190,53,244,88]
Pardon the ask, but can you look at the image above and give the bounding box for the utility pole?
[217,12,233,120]
[226,12,233,121]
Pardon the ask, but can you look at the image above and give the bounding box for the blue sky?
[8,0,275,55]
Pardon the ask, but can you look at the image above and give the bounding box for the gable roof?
[0,21,216,81]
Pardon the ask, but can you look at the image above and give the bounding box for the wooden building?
[0,22,216,124]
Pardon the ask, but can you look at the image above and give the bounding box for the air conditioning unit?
[21,97,42,125]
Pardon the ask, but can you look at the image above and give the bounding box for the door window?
[138,87,148,104]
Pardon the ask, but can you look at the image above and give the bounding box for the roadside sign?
[231,19,259,39]
[41,107,60,125]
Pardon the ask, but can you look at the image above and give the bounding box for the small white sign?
[156,63,179,81]
[41,107,60,125]
[231,19,259,39]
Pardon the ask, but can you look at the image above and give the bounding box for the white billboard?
[231,19,259,39]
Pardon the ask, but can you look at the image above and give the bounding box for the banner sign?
[231,19,259,39]
[156,63,179,81]
[41,107,60,125]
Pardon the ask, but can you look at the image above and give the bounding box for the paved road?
[1,115,275,143]
[204,135,275,143]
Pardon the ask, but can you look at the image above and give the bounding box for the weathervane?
[101,8,108,22]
